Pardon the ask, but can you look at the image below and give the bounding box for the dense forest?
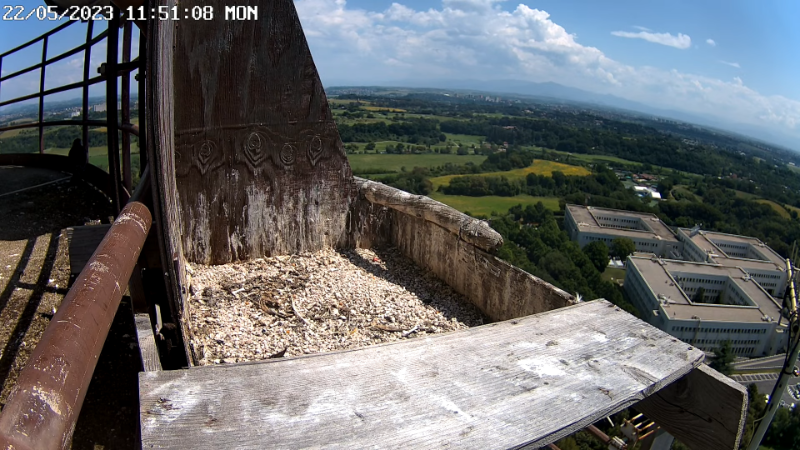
[478,201,638,316]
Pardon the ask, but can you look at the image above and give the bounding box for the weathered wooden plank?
[172,0,355,265]
[135,313,162,372]
[356,178,503,251]
[140,300,706,449]
[146,0,194,364]
[635,364,747,450]
[67,224,112,277]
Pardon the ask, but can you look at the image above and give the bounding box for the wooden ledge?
[354,177,503,252]
[137,300,740,449]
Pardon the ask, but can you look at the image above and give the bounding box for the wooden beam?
[146,0,193,364]
[357,177,503,252]
[139,300,707,449]
[634,364,747,450]
[134,313,162,372]
[172,0,355,265]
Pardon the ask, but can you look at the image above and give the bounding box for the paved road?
[731,373,800,407]
[734,353,794,371]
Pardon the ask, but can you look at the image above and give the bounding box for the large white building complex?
[564,205,682,258]
[625,255,788,356]
[675,228,788,298]
[564,204,790,356]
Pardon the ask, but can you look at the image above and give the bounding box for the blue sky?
[2,0,800,145]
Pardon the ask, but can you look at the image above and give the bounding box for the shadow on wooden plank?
[635,364,747,450]
[139,300,709,450]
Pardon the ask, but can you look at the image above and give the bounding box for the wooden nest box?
[139,1,748,448]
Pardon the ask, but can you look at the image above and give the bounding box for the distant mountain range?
[3,79,795,151]
[327,78,799,152]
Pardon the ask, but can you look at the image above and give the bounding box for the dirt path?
[0,166,140,449]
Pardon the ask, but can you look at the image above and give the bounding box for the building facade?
[676,228,788,298]
[625,256,788,357]
[564,205,791,357]
[564,205,682,258]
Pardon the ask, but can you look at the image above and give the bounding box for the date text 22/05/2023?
[1,4,258,22]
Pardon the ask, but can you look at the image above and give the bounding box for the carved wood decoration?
[173,0,355,264]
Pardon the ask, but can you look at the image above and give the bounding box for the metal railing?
[0,11,154,449]
[0,12,145,212]
[0,199,152,450]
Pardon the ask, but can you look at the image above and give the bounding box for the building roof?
[566,204,678,242]
[677,228,786,271]
[628,256,783,323]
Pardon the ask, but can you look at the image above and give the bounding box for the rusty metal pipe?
[118,122,139,136]
[0,201,152,450]
[586,424,611,443]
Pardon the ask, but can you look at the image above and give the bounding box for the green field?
[757,199,791,219]
[46,144,141,173]
[329,99,370,105]
[733,189,759,200]
[47,145,112,170]
[362,106,406,113]
[547,149,636,166]
[0,128,31,139]
[347,153,486,173]
[671,185,700,201]
[444,133,484,146]
[428,192,559,216]
[429,159,591,190]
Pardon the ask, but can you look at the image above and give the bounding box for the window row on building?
[693,338,760,346]
[671,326,766,335]
[752,273,782,280]
[675,276,725,285]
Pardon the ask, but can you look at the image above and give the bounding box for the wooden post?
[171,0,355,265]
[145,0,193,364]
[635,364,747,450]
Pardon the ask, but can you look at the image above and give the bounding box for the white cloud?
[6,1,794,140]
[706,38,716,47]
[718,60,741,69]
[294,0,800,138]
[633,26,651,32]
[610,30,692,49]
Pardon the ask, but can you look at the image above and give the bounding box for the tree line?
[0,125,137,154]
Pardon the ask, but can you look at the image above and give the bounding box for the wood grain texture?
[146,1,194,364]
[635,364,747,450]
[135,313,163,372]
[66,224,112,277]
[356,178,503,251]
[139,300,705,450]
[172,0,355,265]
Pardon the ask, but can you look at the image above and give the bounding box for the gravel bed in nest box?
[187,247,487,365]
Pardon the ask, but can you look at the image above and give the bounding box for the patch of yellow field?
[362,106,407,113]
[429,159,591,190]
[756,199,791,219]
